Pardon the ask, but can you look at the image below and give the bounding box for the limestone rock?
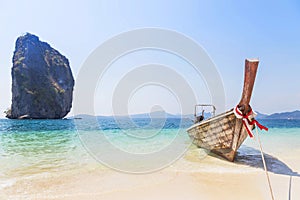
[6,33,74,119]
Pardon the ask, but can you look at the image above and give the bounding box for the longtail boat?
[187,59,267,161]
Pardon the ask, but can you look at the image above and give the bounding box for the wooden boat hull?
[186,109,254,161]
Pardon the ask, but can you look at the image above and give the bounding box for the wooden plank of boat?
[186,59,259,161]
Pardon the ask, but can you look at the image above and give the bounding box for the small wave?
[0,179,16,190]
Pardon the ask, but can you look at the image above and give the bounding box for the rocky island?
[6,33,74,119]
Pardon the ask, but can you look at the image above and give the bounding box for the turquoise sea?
[0,118,300,194]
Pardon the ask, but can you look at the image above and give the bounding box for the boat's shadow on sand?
[235,146,300,177]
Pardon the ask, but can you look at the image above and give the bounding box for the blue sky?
[0,0,299,117]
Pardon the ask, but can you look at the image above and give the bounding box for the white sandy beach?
[2,145,300,200]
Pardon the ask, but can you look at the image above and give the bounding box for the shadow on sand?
[235,145,300,177]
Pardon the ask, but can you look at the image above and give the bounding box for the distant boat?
[187,59,264,161]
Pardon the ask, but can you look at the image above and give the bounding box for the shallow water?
[0,118,299,191]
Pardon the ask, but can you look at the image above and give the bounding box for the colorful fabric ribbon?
[234,105,268,138]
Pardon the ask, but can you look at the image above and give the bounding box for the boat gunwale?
[186,109,235,132]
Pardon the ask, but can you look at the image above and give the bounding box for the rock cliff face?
[6,33,74,119]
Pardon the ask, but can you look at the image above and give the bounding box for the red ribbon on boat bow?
[234,106,268,138]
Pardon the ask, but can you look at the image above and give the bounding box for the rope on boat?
[255,128,275,200]
[234,106,268,138]
[234,106,273,198]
